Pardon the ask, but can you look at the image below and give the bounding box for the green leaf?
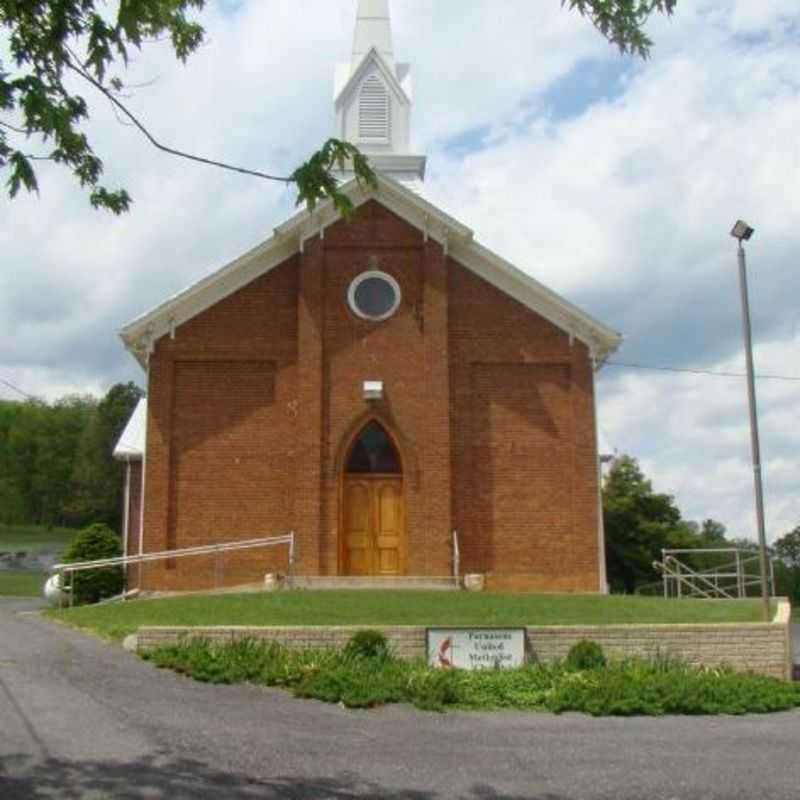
[7,150,38,197]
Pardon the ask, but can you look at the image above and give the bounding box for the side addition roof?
[112,397,147,460]
[119,176,622,367]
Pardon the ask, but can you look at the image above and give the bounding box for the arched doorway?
[340,420,405,576]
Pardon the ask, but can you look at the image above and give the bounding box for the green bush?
[343,629,392,661]
[62,523,123,604]
[566,639,607,671]
[142,638,800,716]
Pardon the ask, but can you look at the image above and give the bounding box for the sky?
[1,0,798,542]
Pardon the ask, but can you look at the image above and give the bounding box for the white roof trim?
[119,174,621,367]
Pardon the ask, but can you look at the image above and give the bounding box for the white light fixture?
[363,381,383,401]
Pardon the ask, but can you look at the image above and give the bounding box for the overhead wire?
[0,378,38,400]
[605,361,800,382]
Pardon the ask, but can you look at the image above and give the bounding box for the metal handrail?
[662,556,736,600]
[647,547,777,599]
[51,532,296,606]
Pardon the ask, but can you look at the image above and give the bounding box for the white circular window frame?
[347,270,402,322]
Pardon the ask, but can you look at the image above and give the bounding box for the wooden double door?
[342,476,404,576]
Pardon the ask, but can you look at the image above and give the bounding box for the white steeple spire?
[352,0,394,71]
[333,0,426,192]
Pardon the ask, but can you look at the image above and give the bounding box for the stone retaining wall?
[136,599,794,680]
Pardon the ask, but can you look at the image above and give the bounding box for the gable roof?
[334,46,411,109]
[119,174,622,367]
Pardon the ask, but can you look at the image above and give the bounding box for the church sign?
[426,628,526,671]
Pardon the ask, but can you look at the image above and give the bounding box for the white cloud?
[599,333,800,542]
[1,1,798,540]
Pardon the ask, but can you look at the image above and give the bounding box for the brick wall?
[318,202,451,576]
[135,601,794,680]
[448,261,600,591]
[141,260,299,590]
[137,199,601,591]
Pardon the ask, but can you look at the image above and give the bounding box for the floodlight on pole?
[730,219,771,622]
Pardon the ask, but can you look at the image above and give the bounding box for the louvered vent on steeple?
[358,76,391,141]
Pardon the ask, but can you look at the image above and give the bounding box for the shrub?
[566,639,607,671]
[142,639,800,717]
[344,629,392,662]
[62,523,123,604]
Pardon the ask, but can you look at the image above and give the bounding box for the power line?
[0,378,37,400]
[605,361,800,382]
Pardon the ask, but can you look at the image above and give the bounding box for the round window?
[347,271,401,321]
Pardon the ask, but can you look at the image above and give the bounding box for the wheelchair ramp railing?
[646,547,775,599]
[50,532,295,607]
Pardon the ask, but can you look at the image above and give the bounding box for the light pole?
[730,220,771,621]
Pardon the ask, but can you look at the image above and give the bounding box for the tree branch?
[63,50,290,185]
[0,120,30,135]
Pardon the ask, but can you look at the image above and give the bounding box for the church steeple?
[352,0,394,71]
[333,0,426,191]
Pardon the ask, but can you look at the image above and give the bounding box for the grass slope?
[0,523,77,554]
[45,591,772,641]
[0,571,45,597]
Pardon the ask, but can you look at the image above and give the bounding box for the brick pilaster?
[295,236,325,575]
[420,239,452,575]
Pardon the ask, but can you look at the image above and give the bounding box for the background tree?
[603,454,691,593]
[0,396,94,525]
[0,382,141,530]
[70,382,143,529]
[772,525,800,604]
[2,1,676,214]
[699,518,727,545]
[31,395,97,525]
[600,455,733,593]
[773,526,800,567]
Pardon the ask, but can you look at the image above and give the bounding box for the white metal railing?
[50,532,295,607]
[643,547,776,600]
[452,529,460,583]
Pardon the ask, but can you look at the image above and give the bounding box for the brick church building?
[114,0,621,593]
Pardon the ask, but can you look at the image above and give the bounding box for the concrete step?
[289,575,460,591]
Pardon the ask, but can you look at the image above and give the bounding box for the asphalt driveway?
[1,596,799,800]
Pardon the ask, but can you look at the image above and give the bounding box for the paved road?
[1,598,799,800]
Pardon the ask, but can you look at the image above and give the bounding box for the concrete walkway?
[1,597,799,799]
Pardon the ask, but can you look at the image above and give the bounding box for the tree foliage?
[565,0,677,58]
[0,0,376,214]
[69,381,144,523]
[773,525,800,604]
[773,526,800,568]
[0,382,142,529]
[2,1,675,214]
[602,454,730,593]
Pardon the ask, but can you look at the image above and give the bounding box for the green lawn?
[45,591,773,641]
[0,570,45,597]
[0,523,77,554]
